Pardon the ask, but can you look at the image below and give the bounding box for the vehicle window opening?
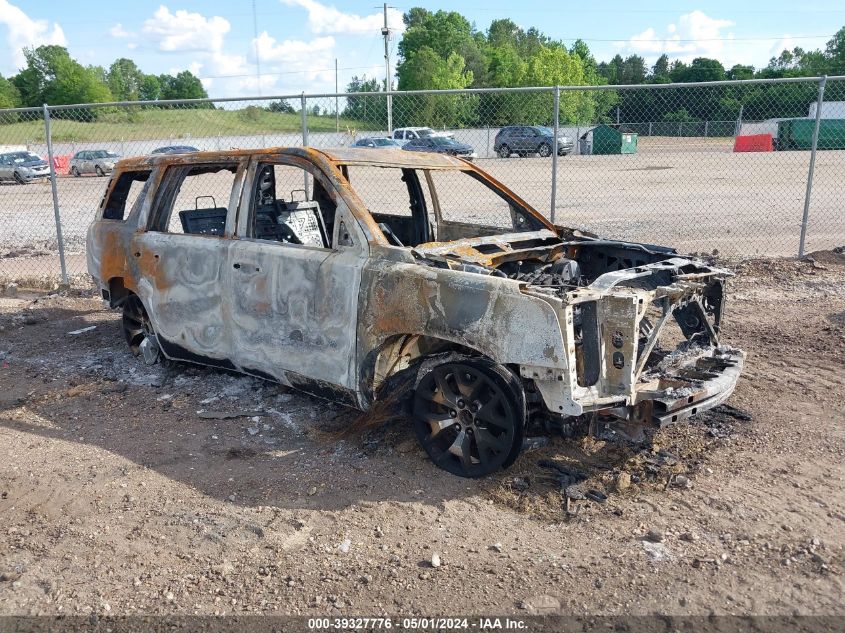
[427,170,546,233]
[149,163,238,235]
[250,163,333,248]
[103,170,151,221]
[342,165,432,247]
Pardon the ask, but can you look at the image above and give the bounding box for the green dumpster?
[591,124,638,155]
[776,118,845,150]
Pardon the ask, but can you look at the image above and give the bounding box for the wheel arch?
[107,276,135,308]
[361,333,492,406]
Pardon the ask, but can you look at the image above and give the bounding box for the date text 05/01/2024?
[307,617,528,630]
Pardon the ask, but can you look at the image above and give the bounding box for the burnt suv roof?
[115,147,471,171]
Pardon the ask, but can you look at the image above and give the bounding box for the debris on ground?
[67,325,96,335]
[197,410,266,420]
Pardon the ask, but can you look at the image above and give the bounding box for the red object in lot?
[53,155,71,174]
[733,134,774,152]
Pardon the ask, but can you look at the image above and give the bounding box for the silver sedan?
[69,150,120,177]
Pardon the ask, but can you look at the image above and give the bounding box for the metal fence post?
[550,86,560,224]
[300,92,310,195]
[798,76,827,258]
[43,104,68,287]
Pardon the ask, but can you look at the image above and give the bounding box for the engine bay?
[411,229,701,295]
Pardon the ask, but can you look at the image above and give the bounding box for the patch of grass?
[0,107,373,144]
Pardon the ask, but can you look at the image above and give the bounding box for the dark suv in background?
[494,126,573,158]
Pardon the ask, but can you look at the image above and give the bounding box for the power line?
[197,64,382,80]
[583,35,834,43]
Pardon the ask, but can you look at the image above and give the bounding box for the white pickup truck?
[391,126,454,146]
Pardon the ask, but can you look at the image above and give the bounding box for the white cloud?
[254,32,334,66]
[279,0,404,35]
[129,3,345,98]
[109,23,131,39]
[142,5,230,53]
[0,0,66,73]
[198,33,336,97]
[623,11,735,62]
[618,12,834,69]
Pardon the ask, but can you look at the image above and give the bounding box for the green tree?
[397,49,476,126]
[651,54,671,82]
[343,75,386,127]
[518,45,595,124]
[671,58,726,83]
[267,99,296,114]
[139,74,161,101]
[107,58,145,101]
[0,75,21,109]
[398,11,475,65]
[826,26,845,61]
[159,70,208,102]
[397,9,486,89]
[398,46,444,90]
[12,45,112,114]
[727,64,754,80]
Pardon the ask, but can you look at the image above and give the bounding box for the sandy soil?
[0,255,843,619]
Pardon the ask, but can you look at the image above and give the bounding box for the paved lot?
[0,138,842,281]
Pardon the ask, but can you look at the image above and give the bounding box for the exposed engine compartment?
[411,229,741,440]
[411,229,690,295]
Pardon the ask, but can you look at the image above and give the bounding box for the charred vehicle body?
[87,147,744,478]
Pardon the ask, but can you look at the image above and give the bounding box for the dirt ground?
[0,254,843,619]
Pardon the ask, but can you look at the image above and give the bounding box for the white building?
[808,101,845,119]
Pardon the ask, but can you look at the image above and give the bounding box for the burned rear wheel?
[412,359,525,478]
[121,294,161,365]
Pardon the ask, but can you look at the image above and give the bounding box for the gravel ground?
[0,139,843,283]
[0,253,843,620]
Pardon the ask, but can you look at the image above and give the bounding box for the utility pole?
[382,3,393,134]
[335,58,339,133]
[252,0,262,96]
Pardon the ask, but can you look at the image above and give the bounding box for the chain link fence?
[0,77,842,285]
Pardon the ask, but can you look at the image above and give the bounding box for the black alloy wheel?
[412,359,525,477]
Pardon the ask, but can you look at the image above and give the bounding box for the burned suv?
[87,148,744,478]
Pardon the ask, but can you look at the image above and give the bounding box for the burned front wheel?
[122,294,161,365]
[412,359,525,478]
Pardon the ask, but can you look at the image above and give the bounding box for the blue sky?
[0,0,841,98]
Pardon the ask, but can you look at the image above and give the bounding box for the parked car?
[0,151,51,184]
[151,145,200,154]
[351,137,401,148]
[403,136,477,160]
[87,147,743,478]
[392,126,454,146]
[69,149,120,177]
[494,125,573,157]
